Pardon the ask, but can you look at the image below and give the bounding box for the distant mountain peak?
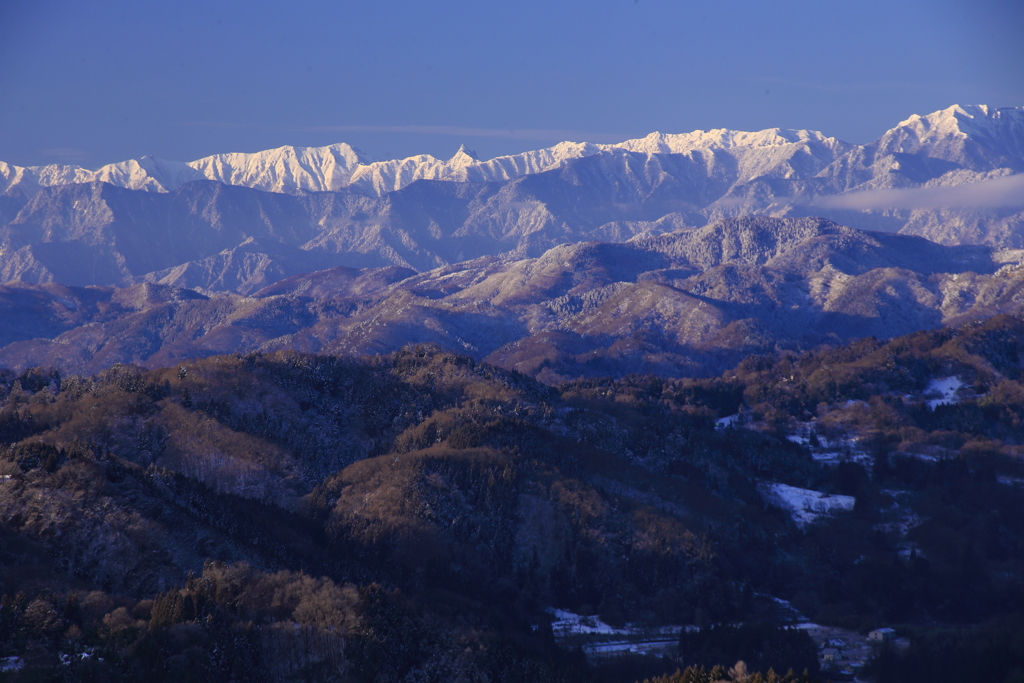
[880,103,1024,170]
[452,144,478,159]
[895,103,1019,133]
[449,144,480,167]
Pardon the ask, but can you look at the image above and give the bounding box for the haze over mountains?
[1,104,1023,380]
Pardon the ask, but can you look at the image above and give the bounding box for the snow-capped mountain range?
[1,125,856,199]
[1,104,1023,291]
[3,105,1022,250]
[7,105,1019,202]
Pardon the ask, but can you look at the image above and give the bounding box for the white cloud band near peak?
[810,173,1024,211]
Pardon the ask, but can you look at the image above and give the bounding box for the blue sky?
[1,0,1022,168]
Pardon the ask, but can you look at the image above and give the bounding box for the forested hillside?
[1,316,1024,681]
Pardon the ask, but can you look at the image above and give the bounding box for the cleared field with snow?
[759,483,855,527]
[925,376,966,409]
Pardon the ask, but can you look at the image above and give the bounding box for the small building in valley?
[868,627,896,642]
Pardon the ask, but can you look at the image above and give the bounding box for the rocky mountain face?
[3,216,1024,381]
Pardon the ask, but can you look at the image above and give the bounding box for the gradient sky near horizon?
[2,0,1022,169]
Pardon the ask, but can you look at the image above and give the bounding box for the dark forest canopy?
[1,316,1024,681]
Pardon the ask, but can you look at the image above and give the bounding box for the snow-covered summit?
[615,127,844,154]
[95,156,206,192]
[891,104,1018,142]
[449,144,479,166]
[876,104,1024,169]
[0,143,371,198]
[189,142,370,193]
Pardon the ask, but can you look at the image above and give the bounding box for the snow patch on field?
[759,483,855,527]
[0,657,24,672]
[547,609,683,639]
[549,609,623,636]
[925,376,965,409]
[716,414,739,429]
[546,608,685,659]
